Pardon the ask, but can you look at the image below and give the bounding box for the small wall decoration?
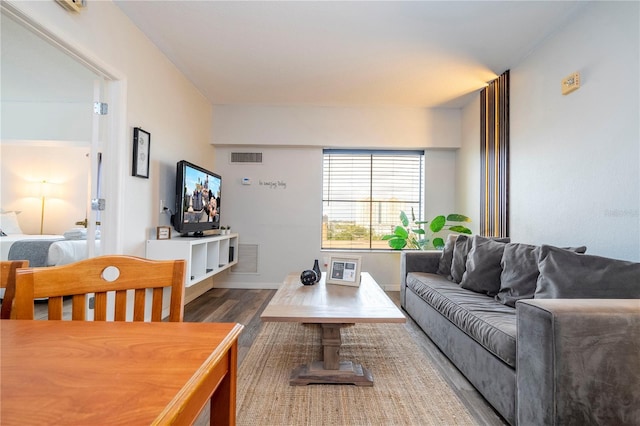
[259,180,287,189]
[327,255,361,287]
[132,127,151,178]
[156,226,171,240]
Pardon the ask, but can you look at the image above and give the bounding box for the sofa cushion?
[496,244,587,308]
[450,235,472,283]
[406,272,517,367]
[535,245,640,299]
[460,235,508,296]
[436,234,458,276]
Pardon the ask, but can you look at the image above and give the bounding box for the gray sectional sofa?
[400,235,640,425]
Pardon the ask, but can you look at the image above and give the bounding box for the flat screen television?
[172,160,221,237]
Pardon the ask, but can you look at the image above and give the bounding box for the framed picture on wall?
[326,255,361,287]
[132,127,150,178]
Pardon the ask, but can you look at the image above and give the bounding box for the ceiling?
[114,1,583,109]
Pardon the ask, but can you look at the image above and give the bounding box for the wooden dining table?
[0,320,243,425]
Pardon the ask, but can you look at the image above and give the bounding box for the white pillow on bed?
[0,211,23,234]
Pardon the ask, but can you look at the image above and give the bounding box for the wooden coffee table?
[261,272,405,386]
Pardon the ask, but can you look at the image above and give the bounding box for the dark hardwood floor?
[183,288,508,426]
[183,288,276,365]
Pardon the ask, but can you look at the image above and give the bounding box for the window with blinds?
[322,149,424,250]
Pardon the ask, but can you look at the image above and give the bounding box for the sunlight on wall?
[0,144,89,234]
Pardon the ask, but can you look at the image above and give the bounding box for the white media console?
[146,233,238,287]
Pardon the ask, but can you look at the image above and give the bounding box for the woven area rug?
[237,322,477,425]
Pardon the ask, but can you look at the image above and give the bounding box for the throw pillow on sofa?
[450,235,509,284]
[496,243,587,308]
[460,235,509,296]
[535,245,640,299]
[436,234,458,276]
[449,235,473,283]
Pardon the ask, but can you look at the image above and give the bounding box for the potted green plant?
[382,208,472,250]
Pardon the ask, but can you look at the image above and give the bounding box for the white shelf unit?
[146,233,238,287]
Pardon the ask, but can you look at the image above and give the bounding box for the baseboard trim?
[213,282,281,290]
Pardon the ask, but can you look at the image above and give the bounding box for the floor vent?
[230,152,263,164]
[231,244,259,274]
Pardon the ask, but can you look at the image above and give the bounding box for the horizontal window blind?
[322,150,424,250]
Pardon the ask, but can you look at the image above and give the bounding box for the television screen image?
[174,160,221,236]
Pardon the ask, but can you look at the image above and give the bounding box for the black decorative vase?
[300,259,323,285]
[312,259,321,283]
[300,270,317,285]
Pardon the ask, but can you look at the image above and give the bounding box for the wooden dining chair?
[1,260,29,319]
[14,255,185,322]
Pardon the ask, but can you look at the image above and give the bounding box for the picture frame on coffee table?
[327,255,361,287]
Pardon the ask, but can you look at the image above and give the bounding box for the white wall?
[7,1,214,258]
[0,144,89,235]
[458,1,639,261]
[1,103,92,143]
[211,106,461,289]
[511,1,639,261]
[1,11,96,143]
[212,105,461,148]
[457,94,481,235]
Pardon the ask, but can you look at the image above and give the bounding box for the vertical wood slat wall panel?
[480,70,509,237]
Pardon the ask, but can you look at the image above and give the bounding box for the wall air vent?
[230,152,263,164]
[231,244,259,274]
[56,0,85,12]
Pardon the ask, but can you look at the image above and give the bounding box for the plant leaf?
[381,234,394,240]
[413,228,425,235]
[433,237,445,249]
[429,215,446,232]
[447,214,471,222]
[400,211,409,227]
[387,238,407,250]
[394,226,408,238]
[449,225,472,234]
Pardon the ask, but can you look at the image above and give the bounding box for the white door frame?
[1,2,127,255]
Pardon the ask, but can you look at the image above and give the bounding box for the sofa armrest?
[517,299,640,425]
[400,251,441,306]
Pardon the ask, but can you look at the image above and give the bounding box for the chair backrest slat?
[94,292,108,321]
[72,294,86,320]
[14,255,185,322]
[49,296,64,320]
[151,287,163,322]
[133,288,146,321]
[1,260,29,319]
[114,290,127,321]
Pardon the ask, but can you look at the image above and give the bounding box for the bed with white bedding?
[1,234,102,266]
[1,212,100,267]
[0,233,101,299]
[1,234,64,264]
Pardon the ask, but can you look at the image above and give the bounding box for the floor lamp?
[40,180,47,235]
